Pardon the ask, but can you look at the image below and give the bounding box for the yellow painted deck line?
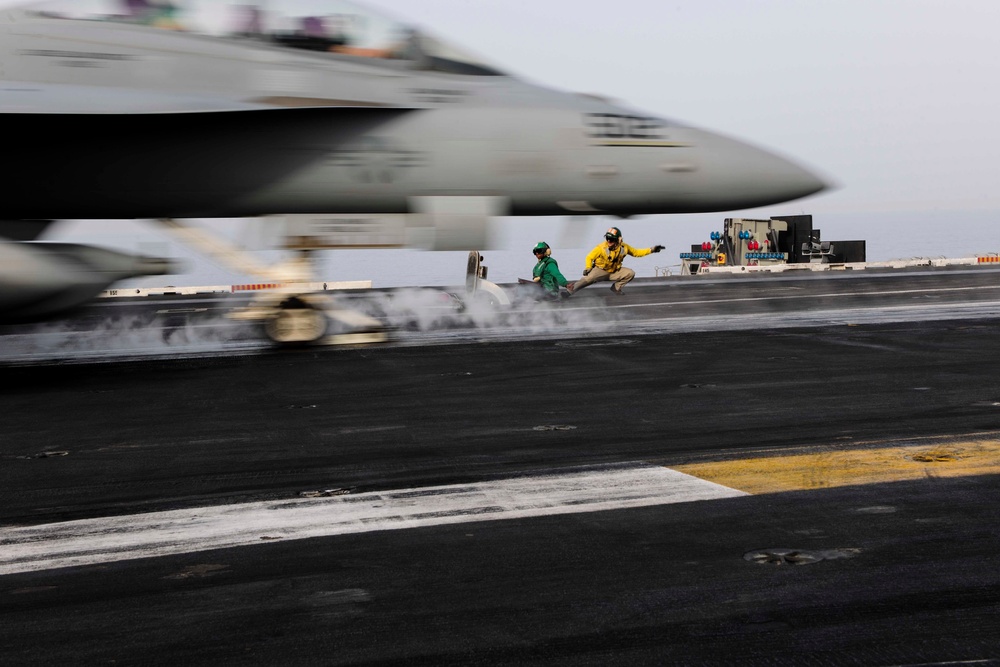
[673,439,1000,494]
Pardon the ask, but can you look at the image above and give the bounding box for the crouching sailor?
[532,241,573,300]
[567,227,664,296]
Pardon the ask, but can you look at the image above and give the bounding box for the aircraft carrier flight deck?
[3,264,1000,666]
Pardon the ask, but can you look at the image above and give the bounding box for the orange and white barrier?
[99,280,372,298]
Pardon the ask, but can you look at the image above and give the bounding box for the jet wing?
[0,81,277,114]
[0,81,398,114]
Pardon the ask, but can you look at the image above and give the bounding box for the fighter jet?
[0,0,826,334]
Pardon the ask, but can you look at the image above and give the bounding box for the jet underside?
[3,107,416,219]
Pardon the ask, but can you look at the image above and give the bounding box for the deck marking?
[0,465,745,575]
[674,439,1000,494]
[561,284,1000,313]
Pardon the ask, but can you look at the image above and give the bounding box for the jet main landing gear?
[263,297,328,344]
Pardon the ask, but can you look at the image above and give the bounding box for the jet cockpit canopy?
[23,0,505,75]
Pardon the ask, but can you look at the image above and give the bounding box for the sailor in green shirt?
[531,241,572,300]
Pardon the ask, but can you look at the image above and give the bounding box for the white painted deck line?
[0,465,747,575]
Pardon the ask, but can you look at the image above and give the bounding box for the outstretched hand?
[652,245,665,253]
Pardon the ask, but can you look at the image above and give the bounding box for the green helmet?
[532,241,550,256]
[605,227,622,242]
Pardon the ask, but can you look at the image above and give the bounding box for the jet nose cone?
[749,151,827,202]
[691,129,828,210]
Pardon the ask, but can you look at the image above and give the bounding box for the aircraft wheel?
[264,304,327,344]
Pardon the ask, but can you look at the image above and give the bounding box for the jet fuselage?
[0,5,825,220]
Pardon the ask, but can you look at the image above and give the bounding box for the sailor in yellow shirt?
[567,227,664,296]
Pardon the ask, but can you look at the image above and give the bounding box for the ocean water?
[51,209,1000,290]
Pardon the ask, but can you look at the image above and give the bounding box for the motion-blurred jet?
[0,0,826,328]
